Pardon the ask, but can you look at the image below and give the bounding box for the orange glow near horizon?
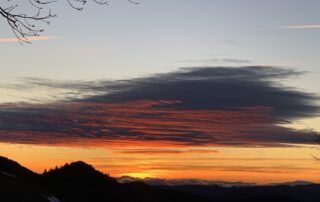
[0,100,319,184]
[1,142,320,184]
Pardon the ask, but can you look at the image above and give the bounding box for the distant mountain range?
[1,156,320,202]
[117,176,314,187]
[117,176,257,187]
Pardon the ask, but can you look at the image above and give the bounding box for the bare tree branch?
[0,0,139,44]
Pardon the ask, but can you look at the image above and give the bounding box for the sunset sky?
[0,0,320,184]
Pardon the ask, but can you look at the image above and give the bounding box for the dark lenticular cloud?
[0,66,319,147]
[85,66,318,120]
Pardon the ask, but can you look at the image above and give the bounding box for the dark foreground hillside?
[161,185,320,202]
[0,156,318,202]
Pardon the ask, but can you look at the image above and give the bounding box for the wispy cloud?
[184,57,251,64]
[0,36,59,43]
[114,148,218,155]
[279,24,320,30]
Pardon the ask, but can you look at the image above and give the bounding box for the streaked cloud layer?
[0,66,319,148]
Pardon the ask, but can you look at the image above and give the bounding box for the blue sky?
[1,0,320,81]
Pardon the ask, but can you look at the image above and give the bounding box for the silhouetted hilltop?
[42,161,125,202]
[43,160,117,185]
[0,156,210,202]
